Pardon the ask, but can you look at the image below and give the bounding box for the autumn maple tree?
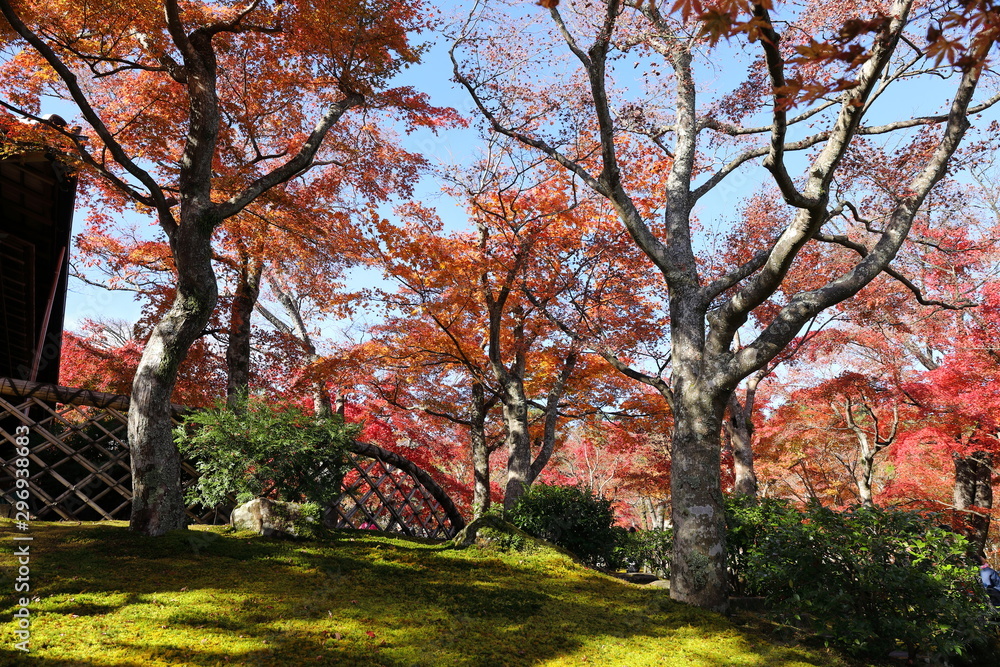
[358,158,652,514]
[0,0,453,535]
[452,0,1000,610]
[60,317,226,406]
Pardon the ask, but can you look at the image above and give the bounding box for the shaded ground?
[0,521,874,666]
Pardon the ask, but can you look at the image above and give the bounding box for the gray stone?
[230,498,319,538]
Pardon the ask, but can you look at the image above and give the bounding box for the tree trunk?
[129,225,217,536]
[840,399,896,507]
[669,383,729,612]
[655,500,669,530]
[954,450,993,553]
[726,371,764,500]
[730,428,758,499]
[528,348,577,486]
[502,385,532,511]
[725,394,758,499]
[225,259,263,409]
[857,449,877,507]
[641,496,670,530]
[470,382,492,518]
[498,349,575,510]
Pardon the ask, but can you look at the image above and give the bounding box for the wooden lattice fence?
[0,378,464,538]
[326,446,460,539]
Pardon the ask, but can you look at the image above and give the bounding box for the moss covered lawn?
[0,521,871,666]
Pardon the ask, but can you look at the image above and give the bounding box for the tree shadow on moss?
[0,522,859,667]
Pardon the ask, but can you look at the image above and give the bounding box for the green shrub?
[176,397,359,507]
[744,501,987,660]
[725,495,800,596]
[507,484,617,567]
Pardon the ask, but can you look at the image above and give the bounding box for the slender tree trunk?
[730,429,758,499]
[857,447,877,507]
[225,259,263,409]
[641,496,652,529]
[498,349,576,509]
[312,384,333,420]
[129,224,217,536]
[847,413,877,507]
[656,500,669,530]
[129,27,224,537]
[727,371,764,499]
[954,450,993,553]
[643,496,669,530]
[726,393,758,499]
[470,382,491,519]
[528,348,577,485]
[840,399,896,507]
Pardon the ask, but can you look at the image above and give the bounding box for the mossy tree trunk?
[129,218,218,535]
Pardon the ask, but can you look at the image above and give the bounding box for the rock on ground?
[230,498,318,538]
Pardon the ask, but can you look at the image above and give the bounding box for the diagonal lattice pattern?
[0,391,220,523]
[325,454,454,539]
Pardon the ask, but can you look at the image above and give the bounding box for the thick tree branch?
[215,94,364,220]
[729,49,987,383]
[752,2,815,210]
[813,231,973,309]
[706,0,914,362]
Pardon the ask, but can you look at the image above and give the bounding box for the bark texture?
[470,381,493,518]
[129,222,217,535]
[725,375,762,500]
[954,451,993,554]
[669,384,729,609]
[225,259,264,409]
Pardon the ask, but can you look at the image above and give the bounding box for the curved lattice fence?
[0,378,464,538]
[328,454,456,539]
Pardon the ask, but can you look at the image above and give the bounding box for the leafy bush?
[725,495,800,596]
[507,484,618,567]
[744,501,987,660]
[610,528,673,578]
[176,397,359,507]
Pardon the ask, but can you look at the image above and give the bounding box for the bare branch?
[813,231,973,310]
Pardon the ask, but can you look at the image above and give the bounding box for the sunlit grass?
[0,521,871,666]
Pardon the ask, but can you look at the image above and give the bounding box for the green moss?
[0,521,870,666]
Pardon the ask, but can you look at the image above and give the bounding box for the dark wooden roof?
[0,150,77,384]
